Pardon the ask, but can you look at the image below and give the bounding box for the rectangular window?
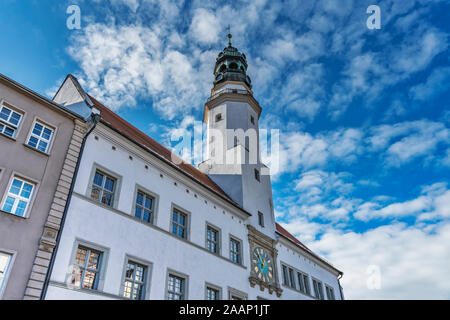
[123,261,147,300]
[297,272,310,295]
[71,246,103,290]
[228,288,247,300]
[250,115,255,125]
[288,268,296,289]
[326,285,335,300]
[313,279,324,300]
[215,113,222,122]
[0,104,22,138]
[0,252,13,295]
[167,274,185,300]
[90,170,116,207]
[282,265,289,286]
[229,238,241,265]
[303,274,311,295]
[297,272,305,293]
[206,286,220,300]
[254,169,260,182]
[258,212,264,227]
[135,190,154,224]
[206,225,219,254]
[1,177,35,217]
[27,121,54,153]
[172,208,187,239]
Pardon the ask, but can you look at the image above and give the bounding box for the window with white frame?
[206,285,220,300]
[167,274,186,300]
[229,237,241,265]
[206,225,220,254]
[0,104,22,138]
[172,208,188,239]
[0,252,13,295]
[90,170,116,207]
[27,121,54,153]
[313,278,325,300]
[71,246,103,290]
[134,190,154,224]
[123,260,147,300]
[325,285,336,300]
[1,177,35,217]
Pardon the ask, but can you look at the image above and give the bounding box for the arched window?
[229,62,238,69]
[219,64,226,72]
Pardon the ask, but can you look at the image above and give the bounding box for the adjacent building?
[43,36,344,300]
[0,73,87,299]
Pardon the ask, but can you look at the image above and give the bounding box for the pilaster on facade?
[23,118,87,300]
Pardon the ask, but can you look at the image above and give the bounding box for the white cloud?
[305,221,450,299]
[410,67,450,101]
[189,8,221,44]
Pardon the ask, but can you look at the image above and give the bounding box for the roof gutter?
[0,73,83,120]
[40,113,100,299]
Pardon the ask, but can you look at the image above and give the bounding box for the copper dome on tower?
[213,32,252,89]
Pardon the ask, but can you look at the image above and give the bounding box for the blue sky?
[1,0,449,299]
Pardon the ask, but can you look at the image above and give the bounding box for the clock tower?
[199,31,282,296]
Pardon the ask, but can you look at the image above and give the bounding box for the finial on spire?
[227,25,232,47]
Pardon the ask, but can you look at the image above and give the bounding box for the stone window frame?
[258,211,264,227]
[227,286,247,300]
[205,282,222,300]
[68,239,110,293]
[0,249,16,299]
[325,284,336,300]
[170,203,191,241]
[119,254,153,300]
[205,222,222,255]
[0,171,40,219]
[312,277,325,300]
[165,268,189,300]
[25,117,58,155]
[86,163,122,209]
[297,270,311,296]
[229,234,243,265]
[0,99,26,140]
[131,184,159,226]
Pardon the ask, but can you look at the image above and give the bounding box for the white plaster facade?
[45,43,344,300]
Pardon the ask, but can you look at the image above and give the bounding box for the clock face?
[252,247,274,283]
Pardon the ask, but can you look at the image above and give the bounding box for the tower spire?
[227,25,232,47]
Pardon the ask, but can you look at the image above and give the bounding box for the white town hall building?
[42,35,344,300]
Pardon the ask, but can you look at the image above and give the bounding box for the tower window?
[250,116,255,125]
[258,212,264,227]
[215,113,222,122]
[254,169,260,182]
[229,62,238,69]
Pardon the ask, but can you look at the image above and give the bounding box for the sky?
[0,0,449,299]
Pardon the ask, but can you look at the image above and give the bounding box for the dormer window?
[215,113,222,122]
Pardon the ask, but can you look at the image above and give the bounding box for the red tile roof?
[88,95,240,208]
[275,223,312,252]
[275,223,342,274]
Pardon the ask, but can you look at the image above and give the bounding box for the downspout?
[338,273,345,300]
[40,113,100,299]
